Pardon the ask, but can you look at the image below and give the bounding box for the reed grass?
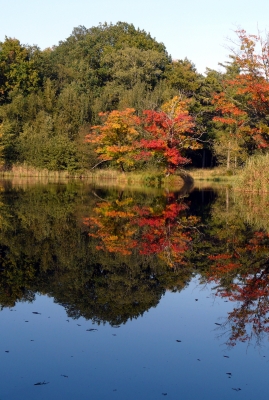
[0,164,188,189]
[0,164,71,179]
[188,167,238,182]
[235,154,269,192]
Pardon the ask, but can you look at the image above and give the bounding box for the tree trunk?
[227,141,231,170]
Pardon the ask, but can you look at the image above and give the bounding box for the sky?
[1,0,269,74]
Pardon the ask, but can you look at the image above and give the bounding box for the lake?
[0,179,269,399]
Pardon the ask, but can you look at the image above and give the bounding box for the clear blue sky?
[1,0,269,74]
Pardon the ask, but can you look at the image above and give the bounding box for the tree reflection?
[84,190,200,267]
[203,189,269,346]
[3,181,269,345]
[0,183,198,326]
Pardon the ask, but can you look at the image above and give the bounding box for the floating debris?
[32,312,41,315]
[232,388,241,391]
[34,381,49,386]
[61,374,68,378]
[86,328,98,332]
[176,340,182,342]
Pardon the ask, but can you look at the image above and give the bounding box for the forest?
[1,22,269,178]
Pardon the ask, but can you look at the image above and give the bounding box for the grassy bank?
[0,164,191,190]
[188,167,238,182]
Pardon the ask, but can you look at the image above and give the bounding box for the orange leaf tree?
[85,108,141,172]
[87,97,199,174]
[213,29,269,161]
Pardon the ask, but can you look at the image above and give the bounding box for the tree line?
[1,22,269,173]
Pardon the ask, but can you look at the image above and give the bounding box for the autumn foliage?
[84,192,199,267]
[207,230,269,346]
[213,29,269,151]
[86,97,199,174]
[85,108,141,172]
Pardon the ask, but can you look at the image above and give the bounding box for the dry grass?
[0,164,72,179]
[0,164,188,190]
[235,154,269,193]
[188,167,237,182]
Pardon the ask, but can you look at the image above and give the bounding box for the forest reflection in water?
[0,179,269,349]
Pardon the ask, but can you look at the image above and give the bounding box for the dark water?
[0,180,269,399]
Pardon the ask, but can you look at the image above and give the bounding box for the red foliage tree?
[87,97,200,174]
[213,29,269,151]
[138,97,198,173]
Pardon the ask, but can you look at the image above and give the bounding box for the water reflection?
[0,182,199,327]
[201,189,269,347]
[0,180,269,348]
[84,190,200,265]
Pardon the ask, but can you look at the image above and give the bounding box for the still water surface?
[0,180,269,399]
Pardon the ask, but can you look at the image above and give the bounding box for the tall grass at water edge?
[188,167,237,182]
[235,154,269,192]
[0,165,187,189]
